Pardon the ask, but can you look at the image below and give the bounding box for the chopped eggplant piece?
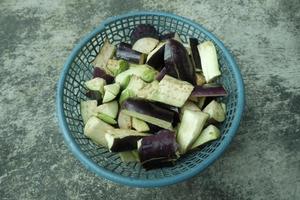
[126,75,147,93]
[85,77,106,95]
[202,100,226,122]
[122,99,175,130]
[119,76,147,103]
[143,75,194,107]
[102,91,116,103]
[120,110,174,130]
[138,130,179,169]
[189,38,202,70]
[130,24,159,44]
[136,80,159,99]
[177,110,209,154]
[198,41,221,82]
[195,72,206,86]
[164,39,196,85]
[132,37,159,54]
[161,32,191,53]
[154,102,180,127]
[115,64,156,88]
[92,39,116,74]
[180,101,200,120]
[84,116,114,147]
[117,110,132,129]
[102,83,120,103]
[121,112,173,131]
[96,113,117,125]
[190,125,221,149]
[103,83,120,103]
[146,42,165,70]
[191,84,227,97]
[118,151,139,162]
[116,45,147,64]
[105,129,150,152]
[96,100,118,119]
[86,90,102,104]
[93,67,114,84]
[106,59,129,76]
[80,100,98,124]
[104,83,120,96]
[132,117,150,132]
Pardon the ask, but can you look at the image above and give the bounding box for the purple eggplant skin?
[130,24,159,44]
[164,39,196,85]
[116,45,146,64]
[155,67,167,81]
[189,38,202,70]
[122,98,175,124]
[154,102,180,126]
[191,84,227,97]
[159,32,175,41]
[109,135,144,152]
[93,67,114,84]
[119,42,132,49]
[138,130,179,169]
[147,44,165,70]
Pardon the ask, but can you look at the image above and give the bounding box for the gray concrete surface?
[0,0,299,199]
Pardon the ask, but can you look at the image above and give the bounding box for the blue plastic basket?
[56,11,245,187]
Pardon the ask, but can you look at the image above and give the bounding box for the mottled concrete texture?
[0,0,299,199]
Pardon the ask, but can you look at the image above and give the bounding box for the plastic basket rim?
[56,11,245,188]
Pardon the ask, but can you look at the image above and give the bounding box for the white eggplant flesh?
[198,41,221,83]
[132,37,159,54]
[177,110,209,154]
[203,100,225,122]
[84,116,114,147]
[191,125,221,149]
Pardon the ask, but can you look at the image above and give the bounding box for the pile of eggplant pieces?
[81,24,227,170]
